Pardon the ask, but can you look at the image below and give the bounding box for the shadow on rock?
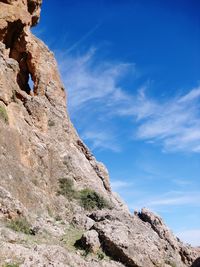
[191,257,200,267]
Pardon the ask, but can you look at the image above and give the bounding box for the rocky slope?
[0,1,199,266]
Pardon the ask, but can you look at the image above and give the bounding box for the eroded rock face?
[91,209,200,267]
[0,0,111,212]
[137,208,199,266]
[0,0,41,47]
[80,230,101,253]
[0,1,199,267]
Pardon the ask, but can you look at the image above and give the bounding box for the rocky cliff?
[0,1,199,267]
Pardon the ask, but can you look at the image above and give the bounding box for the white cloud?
[134,87,200,153]
[65,23,102,54]
[178,88,200,103]
[56,48,135,151]
[128,190,200,212]
[58,48,133,113]
[148,194,200,206]
[111,180,133,191]
[177,229,200,246]
[57,48,200,153]
[82,129,121,152]
[172,179,192,187]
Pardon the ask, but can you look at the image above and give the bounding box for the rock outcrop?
[0,0,199,266]
[89,209,199,267]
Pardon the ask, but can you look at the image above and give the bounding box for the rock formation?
[0,0,199,266]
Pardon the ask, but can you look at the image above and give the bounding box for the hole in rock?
[0,0,10,3]
[17,66,35,95]
[4,20,24,50]
[0,15,37,96]
[28,1,36,14]
[28,74,34,93]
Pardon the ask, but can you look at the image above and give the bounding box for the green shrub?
[0,105,9,124]
[58,178,77,200]
[79,188,110,210]
[58,178,110,211]
[7,217,32,235]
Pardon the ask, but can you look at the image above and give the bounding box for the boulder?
[80,230,101,254]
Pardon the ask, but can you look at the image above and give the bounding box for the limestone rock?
[80,230,101,253]
[0,1,199,267]
[72,213,95,230]
[0,241,124,267]
[92,209,200,267]
[0,186,27,219]
[0,0,112,216]
[137,208,199,266]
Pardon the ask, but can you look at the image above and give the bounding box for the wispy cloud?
[148,192,200,207]
[57,47,200,153]
[134,87,200,153]
[57,48,135,151]
[82,129,121,152]
[128,190,200,212]
[177,229,200,246]
[172,179,192,187]
[111,180,133,191]
[65,23,102,54]
[58,48,133,113]
[110,85,200,153]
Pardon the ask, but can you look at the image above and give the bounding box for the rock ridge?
[0,0,199,266]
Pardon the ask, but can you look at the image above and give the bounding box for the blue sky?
[33,0,200,246]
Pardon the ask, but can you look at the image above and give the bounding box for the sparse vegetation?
[97,249,107,260]
[0,105,9,124]
[58,178,110,210]
[3,263,20,267]
[58,178,77,200]
[62,226,109,261]
[62,225,84,251]
[62,225,95,259]
[7,217,32,235]
[165,260,177,267]
[79,188,110,210]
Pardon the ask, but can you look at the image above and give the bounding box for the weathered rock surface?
[0,0,199,266]
[80,230,101,253]
[137,208,199,266]
[90,209,199,267]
